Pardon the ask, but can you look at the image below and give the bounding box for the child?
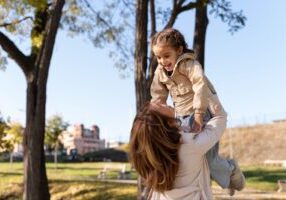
[150,28,245,195]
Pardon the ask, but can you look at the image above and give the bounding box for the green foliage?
[0,0,34,35]
[4,122,23,152]
[0,48,7,70]
[0,114,23,153]
[209,0,247,34]
[0,114,11,152]
[83,148,128,162]
[24,0,47,10]
[0,115,7,150]
[0,0,133,76]
[242,165,286,191]
[45,115,68,149]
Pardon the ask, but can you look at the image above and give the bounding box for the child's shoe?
[228,159,245,196]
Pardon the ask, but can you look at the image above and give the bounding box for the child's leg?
[201,109,234,188]
[206,143,234,188]
[203,109,245,190]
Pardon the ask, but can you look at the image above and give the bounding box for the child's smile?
[153,44,183,72]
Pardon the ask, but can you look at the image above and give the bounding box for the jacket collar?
[159,52,195,77]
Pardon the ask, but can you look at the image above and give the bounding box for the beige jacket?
[151,53,216,116]
[151,95,227,200]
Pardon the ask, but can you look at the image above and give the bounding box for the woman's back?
[153,111,227,200]
[130,95,226,200]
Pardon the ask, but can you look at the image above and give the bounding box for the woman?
[129,95,238,200]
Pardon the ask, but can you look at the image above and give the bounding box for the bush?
[83,148,128,162]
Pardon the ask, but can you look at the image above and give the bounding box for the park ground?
[0,162,286,200]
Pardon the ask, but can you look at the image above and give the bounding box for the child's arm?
[150,68,169,103]
[187,61,209,132]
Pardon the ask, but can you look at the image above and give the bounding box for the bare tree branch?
[179,1,200,12]
[164,0,179,29]
[177,0,186,7]
[81,0,113,29]
[0,16,33,27]
[0,31,31,74]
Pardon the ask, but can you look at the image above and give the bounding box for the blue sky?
[1,1,286,142]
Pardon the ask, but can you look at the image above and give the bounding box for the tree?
[134,1,204,198]
[45,115,68,168]
[133,0,246,199]
[193,0,209,67]
[4,122,24,163]
[0,0,65,199]
[0,1,131,198]
[193,0,247,68]
[0,113,9,152]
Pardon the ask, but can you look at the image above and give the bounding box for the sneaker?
[229,159,246,191]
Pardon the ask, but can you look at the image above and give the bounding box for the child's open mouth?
[164,64,173,71]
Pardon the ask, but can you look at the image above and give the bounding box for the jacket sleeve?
[181,94,227,154]
[187,60,209,114]
[150,67,169,103]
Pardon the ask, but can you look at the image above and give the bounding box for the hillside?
[219,120,286,165]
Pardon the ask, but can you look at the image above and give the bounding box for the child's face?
[153,44,183,72]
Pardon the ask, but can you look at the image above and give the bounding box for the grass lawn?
[241,165,286,191]
[0,162,285,199]
[0,162,137,200]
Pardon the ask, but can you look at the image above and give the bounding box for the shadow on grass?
[49,180,136,200]
[83,193,135,200]
[0,172,23,176]
[0,183,22,200]
[46,166,104,171]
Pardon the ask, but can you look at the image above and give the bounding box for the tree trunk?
[133,1,208,199]
[23,81,50,200]
[193,2,208,69]
[135,1,148,199]
[9,152,13,164]
[54,142,58,169]
[22,1,65,199]
[135,0,148,112]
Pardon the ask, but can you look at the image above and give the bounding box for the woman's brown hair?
[129,103,181,195]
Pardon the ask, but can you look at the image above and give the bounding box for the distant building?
[106,140,126,149]
[273,119,286,124]
[60,124,105,155]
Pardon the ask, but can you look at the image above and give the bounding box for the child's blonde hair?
[151,28,192,53]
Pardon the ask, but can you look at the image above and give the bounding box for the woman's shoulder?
[180,132,196,144]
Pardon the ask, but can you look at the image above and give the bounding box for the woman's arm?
[182,94,227,154]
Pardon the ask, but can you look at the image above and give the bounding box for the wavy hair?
[129,103,181,194]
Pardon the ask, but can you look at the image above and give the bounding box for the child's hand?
[191,113,203,133]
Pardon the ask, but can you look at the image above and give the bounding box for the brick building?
[60,124,105,155]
